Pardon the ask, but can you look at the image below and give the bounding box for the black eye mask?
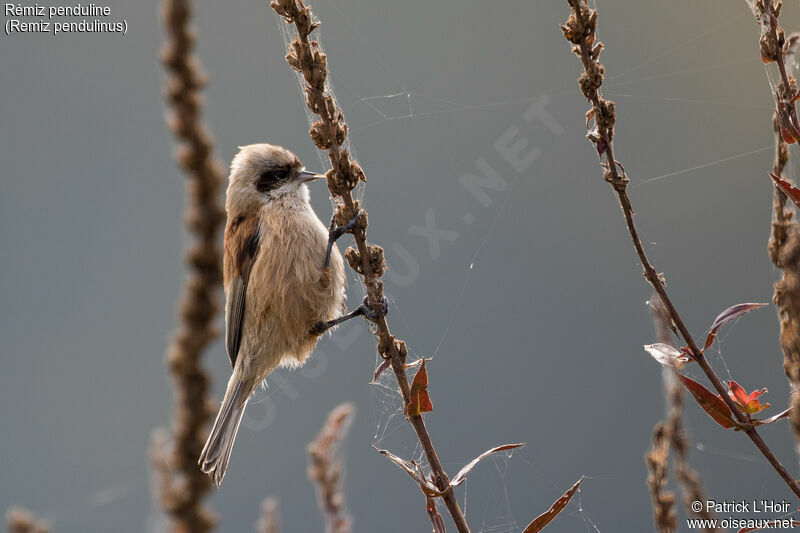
[256,167,290,192]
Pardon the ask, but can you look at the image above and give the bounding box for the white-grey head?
[226,143,324,214]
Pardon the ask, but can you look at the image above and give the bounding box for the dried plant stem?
[752,0,800,460]
[256,498,281,533]
[646,300,717,532]
[152,0,226,530]
[669,381,719,532]
[562,0,800,499]
[269,1,470,530]
[5,508,49,533]
[645,300,679,533]
[645,419,676,533]
[307,403,355,533]
[770,107,800,452]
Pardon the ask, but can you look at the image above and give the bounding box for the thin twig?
[562,0,800,499]
[151,0,226,530]
[307,403,355,533]
[5,508,49,533]
[269,1,471,530]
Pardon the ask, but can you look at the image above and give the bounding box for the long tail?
[199,376,249,486]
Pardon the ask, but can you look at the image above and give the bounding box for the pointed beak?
[298,170,326,183]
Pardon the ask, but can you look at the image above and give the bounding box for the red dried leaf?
[727,380,770,415]
[770,172,800,210]
[739,520,800,532]
[522,476,584,533]
[449,443,526,487]
[704,302,769,350]
[408,360,433,416]
[728,380,749,406]
[780,123,799,144]
[678,375,736,429]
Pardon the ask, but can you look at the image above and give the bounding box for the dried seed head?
[378,334,394,358]
[294,5,314,36]
[310,120,332,150]
[761,28,782,63]
[269,0,296,20]
[561,3,596,45]
[344,247,362,274]
[351,160,366,183]
[304,87,320,113]
[333,203,367,237]
[335,114,348,145]
[579,61,605,98]
[366,244,386,278]
[594,99,616,135]
[395,339,408,359]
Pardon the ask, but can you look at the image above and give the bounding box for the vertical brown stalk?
[307,403,355,533]
[152,0,226,531]
[669,382,719,532]
[645,299,679,533]
[751,0,800,456]
[769,107,800,453]
[562,0,800,499]
[646,298,717,532]
[269,1,470,530]
[645,421,677,533]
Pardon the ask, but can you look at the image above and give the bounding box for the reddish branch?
[562,0,800,499]
[268,1,470,530]
[152,0,226,530]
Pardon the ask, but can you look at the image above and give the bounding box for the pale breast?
[240,200,346,368]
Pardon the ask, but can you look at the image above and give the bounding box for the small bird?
[199,143,384,485]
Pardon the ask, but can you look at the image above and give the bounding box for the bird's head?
[226,143,325,213]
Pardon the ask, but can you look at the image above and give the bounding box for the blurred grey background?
[3,1,800,531]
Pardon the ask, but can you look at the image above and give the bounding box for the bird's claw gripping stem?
[310,296,389,335]
[325,211,361,268]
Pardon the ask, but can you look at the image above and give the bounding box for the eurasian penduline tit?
[199,143,386,485]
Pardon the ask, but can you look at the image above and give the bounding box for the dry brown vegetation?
[10,2,800,532]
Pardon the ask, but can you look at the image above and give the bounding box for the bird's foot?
[325,211,362,268]
[359,296,388,321]
[310,296,389,335]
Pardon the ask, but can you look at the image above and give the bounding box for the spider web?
[271,3,618,532]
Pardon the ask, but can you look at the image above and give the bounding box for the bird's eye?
[256,170,277,192]
[256,167,292,192]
